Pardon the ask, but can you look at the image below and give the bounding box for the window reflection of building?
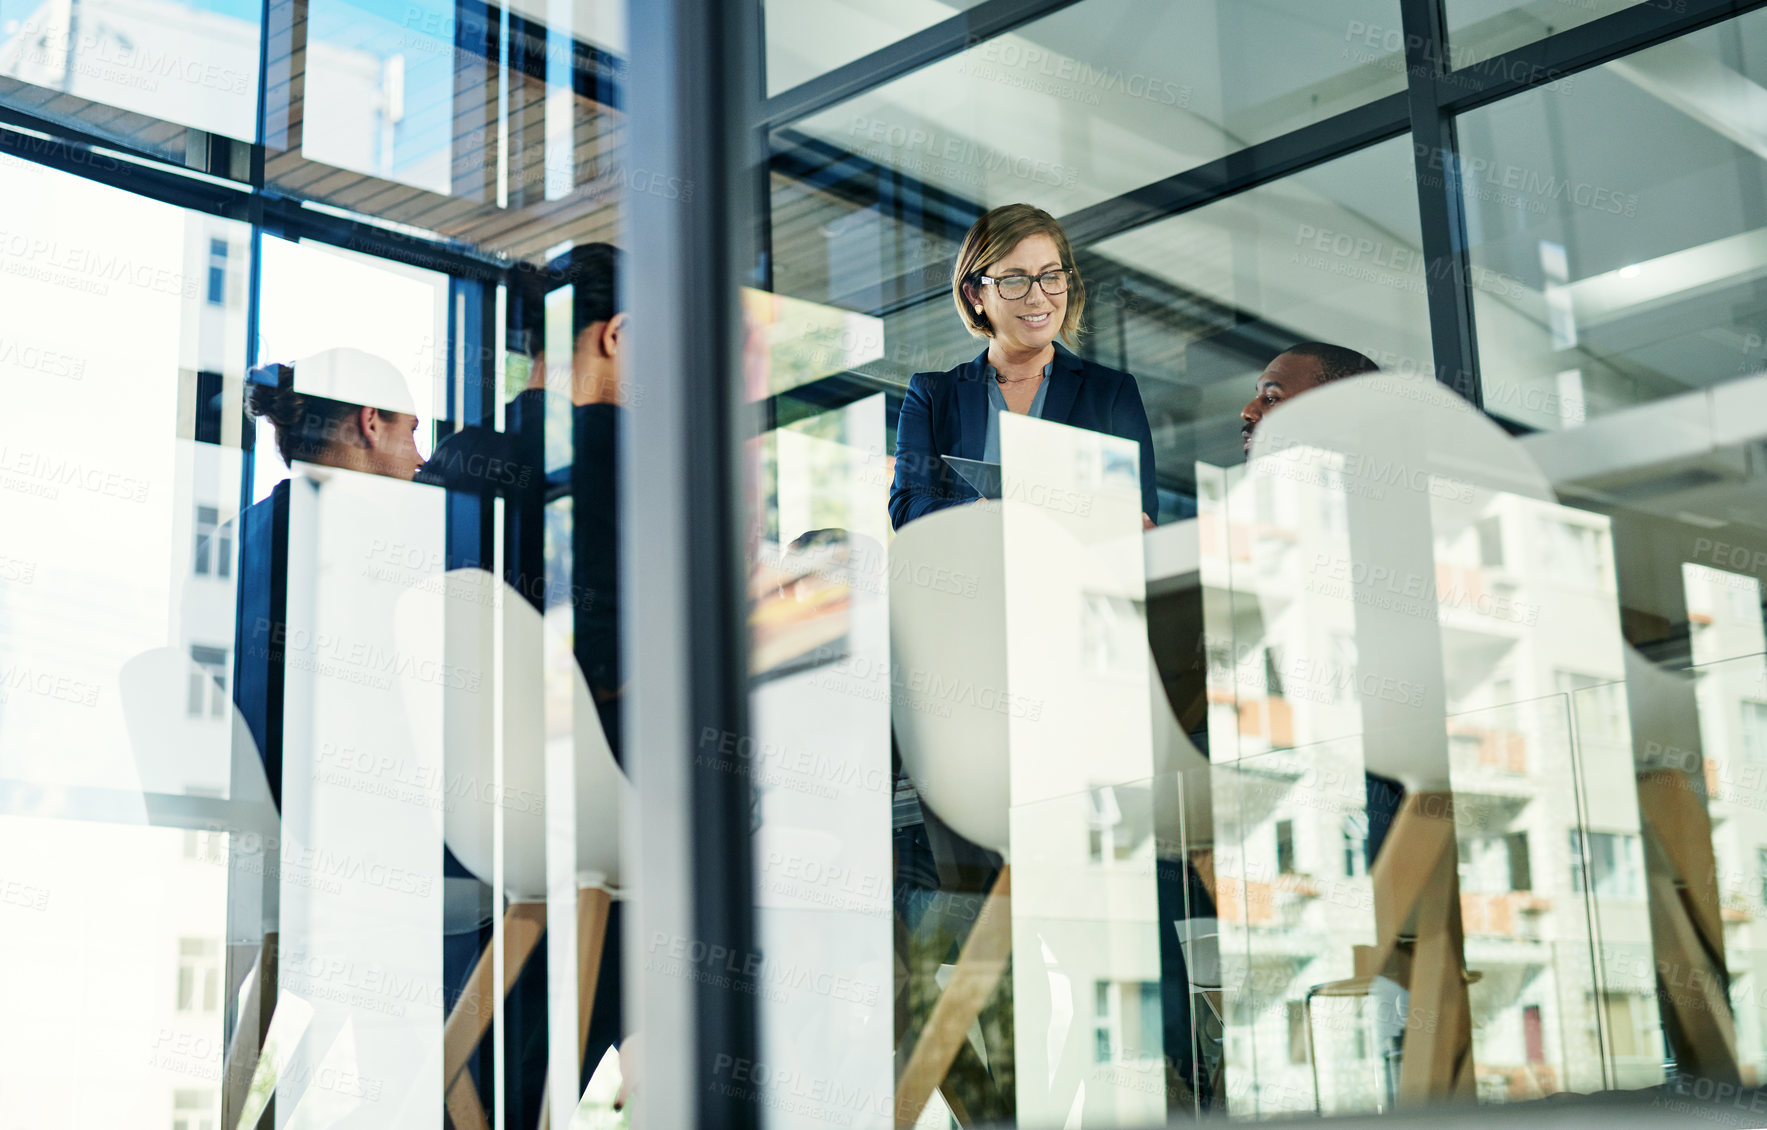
[1203,468,1657,1104]
[170,1088,218,1130]
[175,937,221,1014]
[1093,980,1162,1066]
[191,505,232,578]
[1570,831,1643,900]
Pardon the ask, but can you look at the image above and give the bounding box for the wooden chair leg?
[895,866,1012,1129]
[442,901,549,1121]
[533,887,614,1130]
[937,1079,975,1126]
[1397,846,1475,1103]
[575,888,613,1067]
[1638,769,1741,1084]
[446,1072,491,1130]
[1364,794,1475,1104]
[221,933,277,1130]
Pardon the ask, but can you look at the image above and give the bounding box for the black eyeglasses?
[976,268,1070,302]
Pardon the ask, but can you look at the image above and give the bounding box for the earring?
[974,305,983,314]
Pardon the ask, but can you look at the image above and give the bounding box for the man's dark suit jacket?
[888,343,1159,530]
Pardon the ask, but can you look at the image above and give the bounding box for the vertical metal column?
[1401,0,1484,409]
[622,1,764,1128]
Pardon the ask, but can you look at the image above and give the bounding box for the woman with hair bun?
[888,202,1158,530]
[246,348,426,480]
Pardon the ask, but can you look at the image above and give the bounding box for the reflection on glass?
[1202,372,1675,1109]
[999,413,1168,1122]
[1448,0,1648,61]
[1090,135,1434,500]
[261,0,623,259]
[780,0,1406,222]
[277,470,448,1124]
[0,160,249,792]
[764,0,986,96]
[1459,11,1767,430]
[748,394,894,1127]
[0,0,261,153]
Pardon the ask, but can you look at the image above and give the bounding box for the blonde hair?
[952,203,1086,347]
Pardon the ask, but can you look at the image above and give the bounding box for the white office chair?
[1245,373,1740,1099]
[889,504,1211,854]
[887,503,1211,1123]
[395,568,631,1130]
[119,648,281,1128]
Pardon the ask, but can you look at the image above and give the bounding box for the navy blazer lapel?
[955,350,989,459]
[1040,345,1084,425]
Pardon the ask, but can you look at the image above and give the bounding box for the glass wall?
[1460,8,1767,430]
[4,0,1767,1126]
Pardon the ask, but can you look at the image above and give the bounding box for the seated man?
[1239,341,1381,457]
[1236,341,1402,858]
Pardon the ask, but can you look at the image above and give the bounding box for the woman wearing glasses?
[889,202,1158,530]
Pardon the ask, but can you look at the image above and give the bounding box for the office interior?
[3,0,1767,1127]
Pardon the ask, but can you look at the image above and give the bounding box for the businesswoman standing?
[888,202,1158,530]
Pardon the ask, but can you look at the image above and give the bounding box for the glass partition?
[0,0,262,162]
[1459,9,1767,431]
[10,0,1767,1126]
[1447,0,1651,62]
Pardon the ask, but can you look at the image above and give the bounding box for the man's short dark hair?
[512,242,624,353]
[1283,342,1380,383]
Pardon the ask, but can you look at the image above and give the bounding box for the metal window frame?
[622,1,764,1127]
[758,0,1087,129]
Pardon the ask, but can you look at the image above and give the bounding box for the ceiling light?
[1619,265,1641,279]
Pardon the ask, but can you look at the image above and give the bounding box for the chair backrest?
[1249,376,1559,791]
[397,569,628,900]
[119,647,278,835]
[890,505,1211,855]
[889,506,1012,852]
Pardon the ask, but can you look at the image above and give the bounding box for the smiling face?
[968,233,1067,355]
[1240,351,1329,455]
